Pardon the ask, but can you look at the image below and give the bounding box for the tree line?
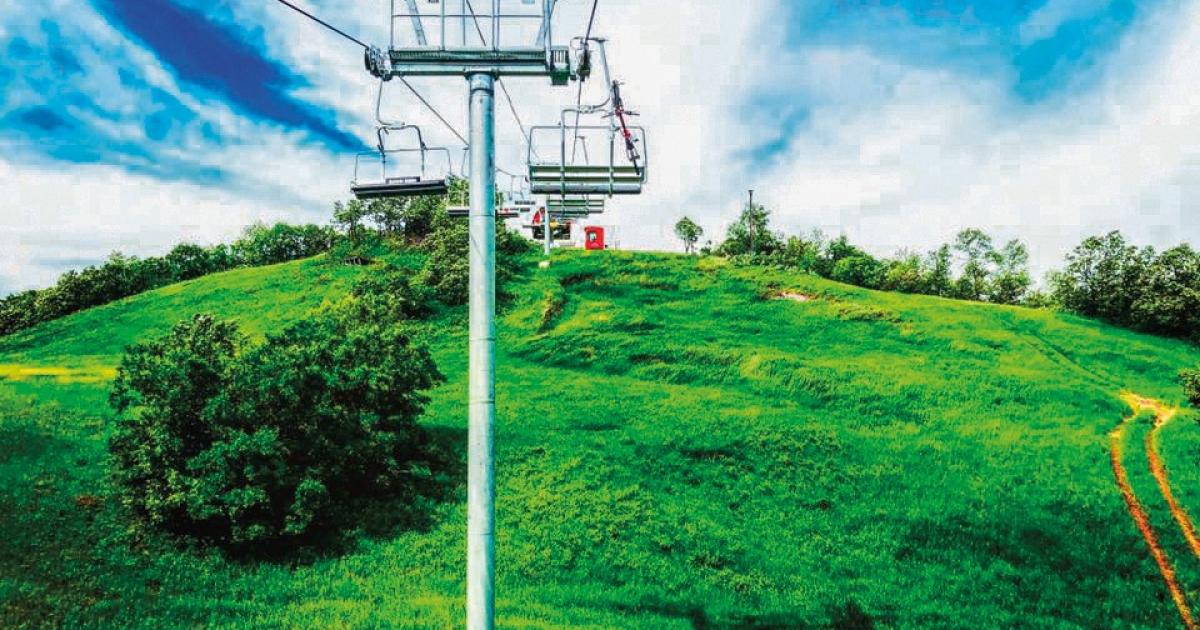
[0,223,336,337]
[1048,231,1200,341]
[677,207,1038,306]
[675,208,1200,340]
[0,179,532,339]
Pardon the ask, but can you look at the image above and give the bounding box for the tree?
[333,200,371,243]
[1131,244,1200,339]
[831,255,885,289]
[952,228,995,301]
[166,243,221,281]
[922,245,954,297]
[988,239,1032,305]
[674,217,703,254]
[816,235,866,278]
[1050,231,1152,325]
[717,202,780,257]
[418,212,530,306]
[777,233,823,272]
[882,251,925,294]
[108,309,444,546]
[368,199,407,236]
[399,192,447,244]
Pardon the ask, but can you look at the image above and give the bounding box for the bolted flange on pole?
[466,72,497,630]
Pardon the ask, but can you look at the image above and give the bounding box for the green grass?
[3,249,1200,628]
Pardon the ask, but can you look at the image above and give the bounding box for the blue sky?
[1,0,1197,294]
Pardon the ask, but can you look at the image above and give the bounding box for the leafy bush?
[831,256,885,290]
[327,263,434,322]
[1182,368,1200,409]
[418,214,532,306]
[108,307,443,546]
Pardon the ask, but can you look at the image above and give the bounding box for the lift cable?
[271,0,370,49]
[570,0,601,162]
[498,79,539,160]
[397,77,469,146]
[583,0,600,41]
[270,0,466,147]
[272,0,537,178]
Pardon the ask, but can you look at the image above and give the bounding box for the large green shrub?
[109,308,443,545]
[418,214,532,306]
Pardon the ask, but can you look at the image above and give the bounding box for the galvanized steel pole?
[466,72,496,630]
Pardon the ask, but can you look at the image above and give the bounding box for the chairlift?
[525,206,571,240]
[527,117,647,196]
[352,124,455,199]
[547,195,604,216]
[500,172,537,215]
[527,39,647,197]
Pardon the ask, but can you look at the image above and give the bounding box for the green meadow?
[3,249,1200,628]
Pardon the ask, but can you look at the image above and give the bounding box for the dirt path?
[1135,396,1200,561]
[1110,399,1197,630]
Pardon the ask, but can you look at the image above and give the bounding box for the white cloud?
[4,0,1199,294]
[748,0,1200,276]
[0,160,316,293]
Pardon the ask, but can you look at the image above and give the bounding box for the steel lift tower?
[363,2,571,628]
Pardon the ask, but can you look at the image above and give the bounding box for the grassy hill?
[3,249,1200,628]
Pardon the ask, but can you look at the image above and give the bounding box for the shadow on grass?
[615,597,860,630]
[0,423,58,464]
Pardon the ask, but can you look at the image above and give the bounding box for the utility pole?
[748,189,755,260]
[466,72,496,630]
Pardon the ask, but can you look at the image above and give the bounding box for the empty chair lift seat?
[529,164,643,196]
[352,177,449,200]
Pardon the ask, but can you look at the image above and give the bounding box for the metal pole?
[466,71,496,630]
[748,189,755,260]
[544,205,552,256]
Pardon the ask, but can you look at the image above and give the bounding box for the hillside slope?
[2,250,1200,628]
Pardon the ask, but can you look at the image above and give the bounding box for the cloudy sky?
[2,0,1198,295]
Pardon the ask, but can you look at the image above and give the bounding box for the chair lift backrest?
[527,120,647,196]
[352,124,454,199]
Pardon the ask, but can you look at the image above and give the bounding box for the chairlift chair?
[499,172,537,215]
[547,195,604,216]
[351,125,454,199]
[526,207,571,240]
[527,80,647,196]
[528,123,647,196]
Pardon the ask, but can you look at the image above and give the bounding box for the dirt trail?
[1110,399,1198,630]
[1133,396,1200,560]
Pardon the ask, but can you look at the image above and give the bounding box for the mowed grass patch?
[1,249,1200,627]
